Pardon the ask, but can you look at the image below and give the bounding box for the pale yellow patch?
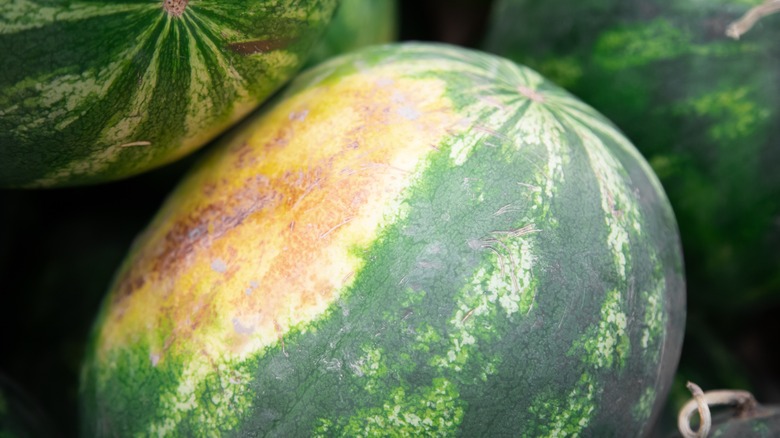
[96,68,462,366]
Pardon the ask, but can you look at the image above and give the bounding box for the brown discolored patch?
[115,275,146,303]
[227,38,295,56]
[162,0,188,17]
[113,175,279,307]
[232,141,258,169]
[98,71,463,363]
[233,124,293,169]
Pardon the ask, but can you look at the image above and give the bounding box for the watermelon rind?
[80,42,685,437]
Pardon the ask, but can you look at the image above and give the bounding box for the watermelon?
[0,373,54,437]
[80,43,685,436]
[482,0,780,311]
[305,0,397,67]
[0,0,339,188]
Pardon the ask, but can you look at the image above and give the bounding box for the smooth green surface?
[81,43,685,436]
[0,0,338,187]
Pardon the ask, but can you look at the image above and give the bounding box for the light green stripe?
[31,15,169,186]
[556,102,670,198]
[7,12,163,139]
[0,1,155,34]
[180,11,248,142]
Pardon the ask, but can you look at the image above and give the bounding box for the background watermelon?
[0,0,338,187]
[80,42,684,436]
[483,0,780,412]
[305,0,398,67]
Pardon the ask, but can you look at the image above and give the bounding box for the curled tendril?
[678,381,759,438]
[726,0,780,39]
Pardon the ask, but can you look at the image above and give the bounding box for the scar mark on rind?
[320,217,354,239]
[119,141,151,148]
[461,307,476,323]
[494,204,520,216]
[491,224,540,238]
[228,38,295,56]
[342,271,355,284]
[473,124,510,141]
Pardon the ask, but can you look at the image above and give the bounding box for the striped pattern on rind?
[80,43,685,436]
[482,0,780,310]
[0,0,338,187]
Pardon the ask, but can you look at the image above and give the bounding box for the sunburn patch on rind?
[91,65,465,391]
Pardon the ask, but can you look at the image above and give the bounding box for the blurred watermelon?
[307,0,398,66]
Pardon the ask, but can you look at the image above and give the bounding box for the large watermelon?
[0,0,338,188]
[80,43,685,436]
[482,0,780,312]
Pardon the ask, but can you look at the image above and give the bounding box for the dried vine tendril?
[727,0,780,39]
[678,381,759,438]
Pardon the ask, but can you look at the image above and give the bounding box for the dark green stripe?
[0,8,156,89]
[0,11,166,183]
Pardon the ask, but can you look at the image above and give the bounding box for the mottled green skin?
[483,0,780,311]
[305,0,397,67]
[0,0,338,187]
[0,374,54,438]
[81,43,685,436]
